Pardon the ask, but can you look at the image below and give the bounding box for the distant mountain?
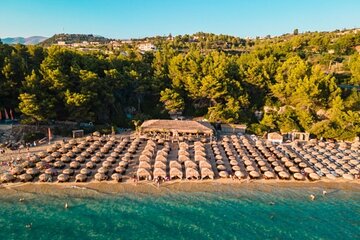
[40,34,112,46]
[1,36,48,45]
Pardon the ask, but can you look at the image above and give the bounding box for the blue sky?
[1,0,360,39]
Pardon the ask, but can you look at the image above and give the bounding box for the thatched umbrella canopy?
[178,155,190,163]
[75,173,87,182]
[278,171,290,179]
[137,168,152,180]
[11,166,25,175]
[20,161,33,168]
[155,155,167,162]
[138,161,151,169]
[246,165,256,172]
[201,168,214,179]
[216,160,225,165]
[178,150,190,157]
[179,142,188,148]
[185,160,197,169]
[249,170,260,179]
[63,168,74,175]
[234,170,246,179]
[101,161,112,169]
[97,167,108,174]
[94,172,107,181]
[29,155,40,162]
[60,155,71,163]
[139,155,151,162]
[218,170,229,178]
[215,155,223,161]
[124,153,132,159]
[153,168,167,179]
[154,161,167,169]
[170,168,183,180]
[53,161,64,168]
[115,166,126,174]
[284,161,294,168]
[271,161,280,167]
[45,168,57,175]
[39,173,52,182]
[70,161,80,169]
[231,165,240,171]
[110,152,119,158]
[69,139,77,145]
[75,156,85,163]
[44,156,55,163]
[335,168,344,175]
[260,166,269,172]
[298,162,308,168]
[264,171,275,179]
[257,160,266,167]
[169,161,182,169]
[1,173,15,183]
[194,155,206,162]
[80,168,91,176]
[267,157,276,162]
[95,152,104,158]
[350,169,359,175]
[26,168,40,176]
[243,160,253,166]
[57,174,69,182]
[72,147,81,154]
[35,161,46,170]
[118,161,128,168]
[114,147,123,154]
[90,156,100,163]
[309,173,320,181]
[304,167,314,174]
[289,166,300,173]
[127,147,137,154]
[186,168,200,180]
[46,146,57,153]
[157,150,168,157]
[325,173,336,179]
[85,161,96,169]
[38,151,47,158]
[274,166,284,172]
[105,156,115,164]
[100,147,110,154]
[293,173,305,180]
[199,161,212,169]
[111,173,122,182]
[143,149,154,157]
[217,164,227,171]
[18,173,32,182]
[66,151,75,158]
[80,152,90,158]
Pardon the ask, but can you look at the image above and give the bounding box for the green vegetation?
[0,29,360,140]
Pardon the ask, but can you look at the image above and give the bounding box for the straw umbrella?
[75,156,85,163]
[274,166,284,172]
[26,168,40,176]
[111,173,122,182]
[94,172,107,181]
[115,166,126,174]
[63,168,74,175]
[102,161,112,168]
[199,161,212,169]
[139,155,151,162]
[44,156,55,163]
[249,171,260,179]
[54,161,65,168]
[178,155,190,163]
[66,151,75,158]
[86,161,96,169]
[70,161,80,169]
[289,166,300,173]
[80,168,91,176]
[293,173,305,180]
[1,173,15,183]
[137,168,152,180]
[19,173,33,182]
[106,156,116,163]
[153,168,166,179]
[29,155,40,163]
[304,167,314,174]
[118,161,128,168]
[95,152,104,158]
[278,171,290,179]
[263,171,275,179]
[97,167,108,174]
[155,155,167,162]
[57,174,69,182]
[170,168,183,180]
[309,173,320,181]
[39,173,52,182]
[169,161,182,169]
[217,165,227,171]
[60,155,71,163]
[75,174,87,182]
[91,156,101,163]
[38,151,47,158]
[11,166,25,175]
[200,168,214,179]
[139,161,152,169]
[154,161,167,169]
[234,171,246,179]
[80,152,90,158]
[186,168,200,180]
[218,170,229,178]
[185,160,197,169]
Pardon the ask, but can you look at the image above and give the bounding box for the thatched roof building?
[140,119,214,136]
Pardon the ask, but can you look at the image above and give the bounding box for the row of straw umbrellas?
[1,135,135,183]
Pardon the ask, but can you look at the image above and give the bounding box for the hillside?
[1,36,48,45]
[39,33,111,46]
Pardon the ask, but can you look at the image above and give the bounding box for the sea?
[0,186,359,240]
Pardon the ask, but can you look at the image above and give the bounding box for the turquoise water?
[0,187,359,240]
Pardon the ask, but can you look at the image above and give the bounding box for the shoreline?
[1,179,359,198]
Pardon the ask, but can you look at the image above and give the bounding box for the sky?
[1,0,360,39]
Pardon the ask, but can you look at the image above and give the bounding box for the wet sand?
[1,179,359,199]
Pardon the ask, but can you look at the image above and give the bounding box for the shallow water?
[0,187,359,240]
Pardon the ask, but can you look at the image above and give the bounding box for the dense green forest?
[0,30,359,140]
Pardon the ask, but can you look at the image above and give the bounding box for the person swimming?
[322,190,327,195]
[310,194,316,201]
[25,223,32,229]
[65,202,69,209]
